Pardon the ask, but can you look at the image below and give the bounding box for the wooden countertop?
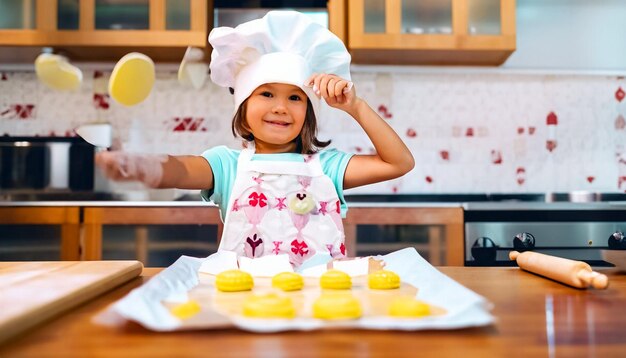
[2,267,625,357]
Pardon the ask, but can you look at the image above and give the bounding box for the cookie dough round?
[272,272,304,291]
[243,293,296,318]
[170,300,201,320]
[215,269,254,292]
[313,293,362,319]
[388,296,431,317]
[320,269,352,290]
[368,270,401,290]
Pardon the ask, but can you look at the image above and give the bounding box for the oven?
[464,199,626,267]
[0,136,95,192]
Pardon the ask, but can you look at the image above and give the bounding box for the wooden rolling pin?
[509,251,609,289]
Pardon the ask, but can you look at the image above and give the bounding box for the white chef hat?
[208,10,351,120]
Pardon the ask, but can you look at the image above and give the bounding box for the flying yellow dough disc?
[34,53,82,91]
[108,52,155,106]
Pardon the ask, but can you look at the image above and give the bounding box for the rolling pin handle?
[577,270,609,290]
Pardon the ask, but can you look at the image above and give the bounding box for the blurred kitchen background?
[1,0,626,266]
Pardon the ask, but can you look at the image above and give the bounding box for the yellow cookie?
[388,296,431,317]
[243,293,296,318]
[170,300,201,320]
[215,269,254,292]
[368,270,401,290]
[108,52,155,106]
[313,293,362,320]
[272,272,304,291]
[320,269,351,290]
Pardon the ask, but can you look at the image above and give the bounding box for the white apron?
[218,146,346,268]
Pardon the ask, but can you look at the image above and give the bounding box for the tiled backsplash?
[1,68,625,194]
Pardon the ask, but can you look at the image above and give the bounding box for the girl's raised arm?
[95,152,214,190]
[307,73,415,190]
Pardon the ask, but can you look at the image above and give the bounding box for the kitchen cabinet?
[81,205,463,266]
[335,0,516,65]
[82,206,222,263]
[344,206,463,265]
[0,0,207,47]
[0,207,80,260]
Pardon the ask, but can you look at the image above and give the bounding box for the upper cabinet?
[0,0,207,47]
[336,0,516,65]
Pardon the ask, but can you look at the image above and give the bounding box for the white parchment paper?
[95,248,494,332]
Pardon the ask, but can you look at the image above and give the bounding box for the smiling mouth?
[264,119,291,127]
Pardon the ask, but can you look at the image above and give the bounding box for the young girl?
[96,11,414,268]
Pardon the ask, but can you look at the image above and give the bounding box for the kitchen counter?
[1,266,624,356]
[0,201,462,208]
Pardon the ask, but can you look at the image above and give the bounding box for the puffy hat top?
[208,10,351,117]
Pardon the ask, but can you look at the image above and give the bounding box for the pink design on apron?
[218,145,346,268]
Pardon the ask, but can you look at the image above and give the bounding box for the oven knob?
[608,232,626,250]
[513,232,535,251]
[471,237,498,264]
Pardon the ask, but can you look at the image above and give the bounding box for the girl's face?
[245,83,308,153]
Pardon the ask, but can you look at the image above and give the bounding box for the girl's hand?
[305,73,357,113]
[95,151,167,188]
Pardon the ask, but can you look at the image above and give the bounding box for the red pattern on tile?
[616,87,625,102]
[171,117,207,132]
[425,176,433,183]
[440,150,450,161]
[517,127,525,135]
[94,71,104,79]
[1,104,36,119]
[465,127,474,137]
[516,167,526,185]
[615,114,626,130]
[587,176,595,184]
[377,104,393,119]
[547,112,558,125]
[528,127,536,135]
[93,94,110,110]
[491,150,502,164]
[546,140,557,152]
[406,128,417,138]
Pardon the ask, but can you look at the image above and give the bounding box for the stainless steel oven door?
[0,141,50,189]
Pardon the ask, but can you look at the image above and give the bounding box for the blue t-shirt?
[201,145,354,221]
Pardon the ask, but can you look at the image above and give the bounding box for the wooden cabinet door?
[347,0,515,65]
[0,0,207,47]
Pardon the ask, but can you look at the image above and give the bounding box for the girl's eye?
[289,95,302,101]
[261,91,273,97]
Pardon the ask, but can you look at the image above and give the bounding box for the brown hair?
[231,97,331,154]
